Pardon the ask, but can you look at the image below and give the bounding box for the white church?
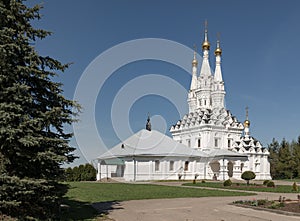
[96,26,271,182]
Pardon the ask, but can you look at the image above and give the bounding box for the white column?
[219,159,229,180]
[96,161,101,181]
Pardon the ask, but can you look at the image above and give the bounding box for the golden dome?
[192,58,198,66]
[244,120,250,128]
[202,40,210,50]
[214,47,222,56]
[192,49,198,66]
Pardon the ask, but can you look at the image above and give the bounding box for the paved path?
[102,181,300,221]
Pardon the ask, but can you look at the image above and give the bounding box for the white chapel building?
[96,26,271,181]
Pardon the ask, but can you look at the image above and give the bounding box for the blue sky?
[29,0,300,166]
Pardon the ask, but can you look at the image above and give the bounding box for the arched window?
[184,161,189,171]
[187,139,191,147]
[227,139,231,148]
[155,160,160,171]
[169,161,174,171]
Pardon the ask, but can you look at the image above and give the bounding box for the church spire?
[190,44,198,91]
[200,20,212,77]
[211,33,226,109]
[214,33,223,82]
[202,20,210,51]
[146,113,151,131]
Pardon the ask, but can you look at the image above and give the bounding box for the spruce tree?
[277,139,295,179]
[0,0,79,219]
[268,138,280,179]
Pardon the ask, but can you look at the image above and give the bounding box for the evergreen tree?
[291,136,300,178]
[268,138,280,179]
[277,139,295,179]
[0,0,79,219]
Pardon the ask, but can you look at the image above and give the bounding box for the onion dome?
[192,51,198,67]
[146,113,151,131]
[214,40,222,56]
[202,38,210,50]
[243,119,250,128]
[243,107,250,128]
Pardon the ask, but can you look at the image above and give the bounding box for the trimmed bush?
[241,171,256,185]
[263,180,270,186]
[267,181,275,188]
[292,182,298,192]
[223,179,232,187]
[201,180,206,183]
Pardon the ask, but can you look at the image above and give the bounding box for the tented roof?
[97,129,209,160]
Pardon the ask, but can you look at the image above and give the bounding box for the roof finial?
[215,32,222,56]
[202,20,210,50]
[146,113,151,131]
[243,106,250,128]
[192,44,198,66]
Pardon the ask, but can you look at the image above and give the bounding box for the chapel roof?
[97,129,209,160]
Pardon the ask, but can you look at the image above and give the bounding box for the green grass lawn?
[61,181,255,220]
[183,181,300,193]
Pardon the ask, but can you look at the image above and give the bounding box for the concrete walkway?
[103,181,300,221]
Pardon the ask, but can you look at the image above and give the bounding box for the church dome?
[214,47,222,56]
[202,40,210,50]
[192,58,198,66]
[243,119,250,128]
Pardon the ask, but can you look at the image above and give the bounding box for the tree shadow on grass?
[60,198,123,220]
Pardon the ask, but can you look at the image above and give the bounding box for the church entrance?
[209,161,220,180]
[227,161,233,178]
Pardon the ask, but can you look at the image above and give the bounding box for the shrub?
[223,179,232,187]
[267,181,275,188]
[257,199,267,206]
[263,180,270,186]
[241,171,256,185]
[292,182,298,192]
[201,180,206,183]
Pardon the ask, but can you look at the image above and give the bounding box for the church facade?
[96,25,271,181]
[170,26,271,180]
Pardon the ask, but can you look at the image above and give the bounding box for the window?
[169,161,174,171]
[198,138,201,148]
[214,138,218,148]
[204,100,207,106]
[187,139,191,147]
[184,161,189,171]
[228,139,231,148]
[155,160,160,171]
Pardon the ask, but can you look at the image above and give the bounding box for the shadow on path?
[60,198,123,220]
